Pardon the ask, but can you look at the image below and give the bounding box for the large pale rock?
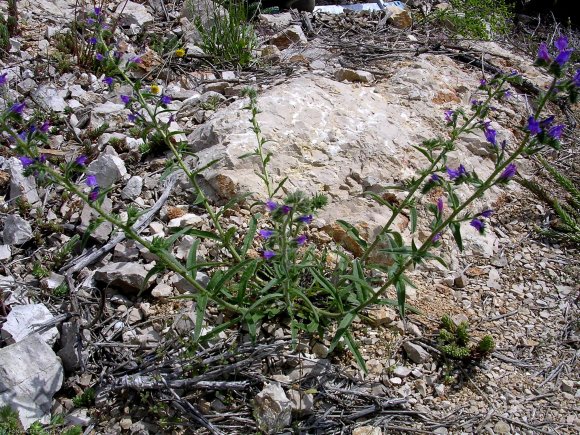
[2,215,33,245]
[0,333,64,429]
[94,262,155,294]
[253,383,292,434]
[31,85,68,112]
[1,304,59,346]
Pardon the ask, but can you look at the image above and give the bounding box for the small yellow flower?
[150,84,161,95]
[175,48,186,58]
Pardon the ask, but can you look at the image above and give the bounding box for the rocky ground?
[0,0,579,434]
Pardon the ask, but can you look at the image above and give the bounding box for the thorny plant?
[1,7,579,370]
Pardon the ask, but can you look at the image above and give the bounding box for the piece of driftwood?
[60,173,178,275]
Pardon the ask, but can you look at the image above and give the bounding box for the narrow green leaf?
[193,294,208,342]
[241,215,258,256]
[345,331,367,373]
[396,279,406,318]
[450,222,463,251]
[184,229,222,242]
[186,238,201,274]
[329,312,355,352]
[410,206,418,233]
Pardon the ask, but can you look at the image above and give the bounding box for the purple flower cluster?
[0,72,8,86]
[86,174,100,201]
[19,154,46,168]
[446,164,468,181]
[537,35,573,67]
[526,115,565,139]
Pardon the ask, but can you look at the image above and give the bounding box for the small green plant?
[192,0,257,67]
[52,282,69,298]
[518,155,580,245]
[199,95,223,111]
[438,315,495,360]
[32,262,51,279]
[435,0,513,41]
[0,405,22,435]
[72,387,95,407]
[0,16,9,58]
[28,414,82,435]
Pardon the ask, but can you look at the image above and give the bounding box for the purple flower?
[444,110,454,123]
[120,95,131,104]
[548,124,564,139]
[75,155,88,166]
[0,72,7,86]
[555,35,568,52]
[128,112,138,123]
[555,50,572,67]
[39,120,50,133]
[94,7,102,16]
[446,164,468,180]
[17,131,27,141]
[10,102,26,114]
[470,218,485,233]
[160,95,172,105]
[86,18,96,25]
[503,90,513,100]
[297,214,313,224]
[540,115,554,128]
[430,173,441,182]
[484,127,497,146]
[262,250,276,260]
[280,205,292,215]
[130,56,142,64]
[437,197,444,214]
[471,99,482,107]
[103,77,114,86]
[537,42,551,63]
[88,37,97,45]
[499,163,517,181]
[258,229,274,239]
[38,154,47,164]
[527,116,541,135]
[295,234,308,246]
[95,53,104,61]
[479,209,493,218]
[86,174,98,187]
[265,199,277,211]
[432,233,442,242]
[88,187,100,202]
[479,79,487,87]
[19,156,35,167]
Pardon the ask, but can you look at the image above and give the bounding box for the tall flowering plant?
[1,10,577,368]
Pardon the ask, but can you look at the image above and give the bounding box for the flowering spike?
[554,35,568,52]
[537,42,551,63]
[470,218,486,234]
[480,209,493,218]
[160,95,172,105]
[555,50,572,67]
[120,95,131,105]
[86,174,98,187]
[103,77,114,86]
[265,200,277,211]
[88,187,100,202]
[437,198,444,214]
[0,72,7,86]
[258,229,274,239]
[484,127,497,146]
[295,235,308,246]
[527,117,541,135]
[499,163,517,182]
[297,215,313,224]
[19,156,35,167]
[548,124,564,139]
[75,156,88,166]
[10,102,26,114]
[446,165,468,180]
[262,250,276,260]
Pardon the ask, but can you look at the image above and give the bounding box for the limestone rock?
[57,321,82,372]
[94,262,155,294]
[2,215,33,245]
[31,85,68,112]
[385,4,413,28]
[335,68,374,83]
[0,333,64,430]
[269,25,307,50]
[87,154,127,188]
[287,389,314,415]
[8,157,40,205]
[167,213,204,228]
[116,1,154,29]
[0,245,11,261]
[367,306,397,326]
[353,426,382,435]
[1,304,59,346]
[403,342,431,364]
[121,175,143,200]
[253,383,292,434]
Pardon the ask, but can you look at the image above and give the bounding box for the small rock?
[151,283,173,298]
[119,417,133,430]
[116,1,154,28]
[2,215,33,245]
[389,377,402,385]
[8,157,41,205]
[335,68,374,83]
[87,154,127,188]
[385,4,413,28]
[311,342,329,358]
[0,334,64,430]
[491,255,508,267]
[269,25,307,50]
[94,262,155,294]
[493,420,511,434]
[353,426,382,435]
[253,383,292,434]
[57,321,81,372]
[454,274,468,288]
[366,359,384,376]
[168,213,204,228]
[1,304,60,346]
[367,306,397,326]
[403,342,431,364]
[393,366,412,378]
[561,379,575,394]
[451,313,469,327]
[0,245,11,260]
[121,176,143,200]
[127,307,143,325]
[287,389,314,415]
[65,408,91,426]
[434,383,445,397]
[288,359,330,381]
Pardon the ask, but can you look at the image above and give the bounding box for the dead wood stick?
[60,173,177,274]
[110,374,249,391]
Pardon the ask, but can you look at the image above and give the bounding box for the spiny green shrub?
[0,405,22,435]
[438,315,495,360]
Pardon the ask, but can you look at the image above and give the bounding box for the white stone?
[121,176,143,200]
[87,154,127,188]
[0,245,11,260]
[94,262,155,294]
[403,342,431,364]
[152,283,173,298]
[0,333,64,430]
[168,213,204,228]
[31,85,68,112]
[8,157,40,205]
[2,215,33,245]
[115,1,154,28]
[353,426,382,435]
[287,389,314,415]
[1,304,59,346]
[253,383,292,434]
